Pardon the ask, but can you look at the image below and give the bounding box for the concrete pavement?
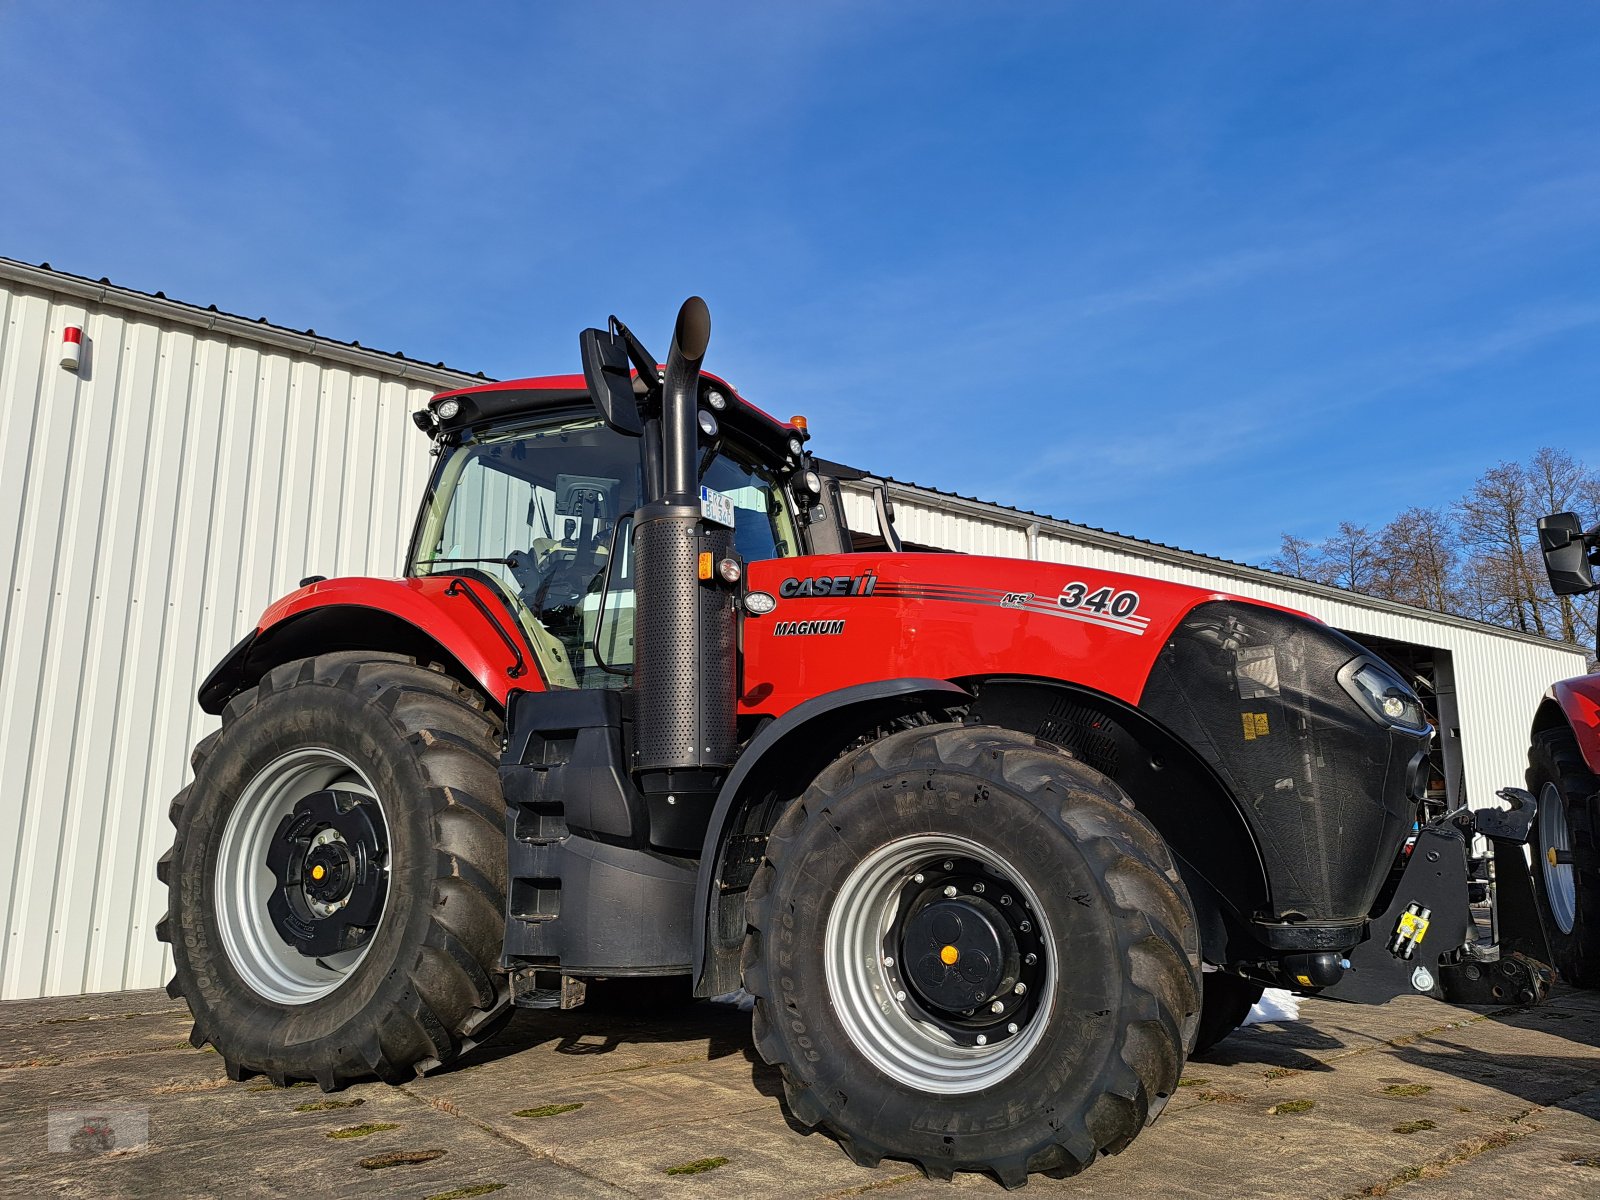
[2,982,1597,1198]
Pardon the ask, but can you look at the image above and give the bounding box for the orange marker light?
[790,415,808,432]
[697,551,714,580]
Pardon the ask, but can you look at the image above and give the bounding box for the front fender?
[1545,675,1600,775]
[198,576,540,713]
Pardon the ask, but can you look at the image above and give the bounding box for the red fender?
[216,576,541,710]
[1548,675,1600,775]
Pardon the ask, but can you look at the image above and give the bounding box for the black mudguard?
[690,678,972,996]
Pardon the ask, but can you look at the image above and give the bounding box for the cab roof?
[421,371,802,462]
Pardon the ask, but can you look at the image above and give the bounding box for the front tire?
[156,653,511,1086]
[1528,728,1600,989]
[742,724,1200,1187]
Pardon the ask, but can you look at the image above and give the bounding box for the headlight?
[1338,657,1430,734]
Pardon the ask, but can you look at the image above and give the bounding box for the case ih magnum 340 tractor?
[160,299,1558,1186]
[1529,512,1600,990]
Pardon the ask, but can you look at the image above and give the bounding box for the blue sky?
[3,2,1597,563]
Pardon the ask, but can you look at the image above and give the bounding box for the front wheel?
[1528,728,1600,989]
[742,724,1200,1187]
[157,653,511,1086]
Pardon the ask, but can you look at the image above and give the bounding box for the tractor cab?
[408,363,840,690]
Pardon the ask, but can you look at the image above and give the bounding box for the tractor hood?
[738,552,1298,714]
[740,551,1431,933]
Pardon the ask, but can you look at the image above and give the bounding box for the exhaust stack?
[630,298,739,832]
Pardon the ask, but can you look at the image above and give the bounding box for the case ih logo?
[779,573,877,598]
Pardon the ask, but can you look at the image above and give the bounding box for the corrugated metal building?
[0,258,1588,1002]
[0,260,478,1002]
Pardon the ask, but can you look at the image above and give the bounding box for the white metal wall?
[0,264,464,1001]
[842,485,1589,817]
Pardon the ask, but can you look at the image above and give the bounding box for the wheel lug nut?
[943,885,957,897]
[912,873,924,884]
[973,882,985,893]
[943,861,953,870]
[1007,1022,1019,1034]
[1014,982,1027,995]
[1019,920,1031,932]
[999,895,1011,906]
[895,989,907,1002]
[975,1034,988,1046]
[1025,953,1037,966]
[883,956,895,968]
[990,1000,1004,1013]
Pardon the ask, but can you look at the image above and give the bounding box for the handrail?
[444,577,528,679]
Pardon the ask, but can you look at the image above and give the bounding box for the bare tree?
[1456,461,1545,635]
[1319,521,1380,593]
[1261,448,1598,659]
[1526,447,1595,644]
[1269,533,1320,580]
[1374,507,1458,612]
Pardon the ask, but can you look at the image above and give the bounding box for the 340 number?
[1058,582,1140,618]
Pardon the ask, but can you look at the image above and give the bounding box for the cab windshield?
[410,416,797,689]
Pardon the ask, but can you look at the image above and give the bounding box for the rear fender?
[198,576,541,714]
[1534,677,1600,776]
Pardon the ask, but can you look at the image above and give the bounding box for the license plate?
[699,485,736,528]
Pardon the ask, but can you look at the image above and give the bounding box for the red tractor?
[1527,513,1600,988]
[160,299,1552,1186]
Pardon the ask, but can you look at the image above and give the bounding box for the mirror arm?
[610,316,662,409]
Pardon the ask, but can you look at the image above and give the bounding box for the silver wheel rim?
[1539,781,1577,935]
[824,834,1056,1095]
[214,748,389,1004]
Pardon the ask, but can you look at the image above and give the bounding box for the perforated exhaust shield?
[631,515,737,771]
[1141,601,1425,928]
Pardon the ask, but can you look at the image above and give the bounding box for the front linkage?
[1321,787,1553,1007]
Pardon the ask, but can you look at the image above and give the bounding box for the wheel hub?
[882,857,1047,1047]
[302,841,355,906]
[265,789,388,959]
[902,898,1012,1010]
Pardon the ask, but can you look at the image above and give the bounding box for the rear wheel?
[1528,728,1600,989]
[157,653,511,1086]
[743,724,1200,1187]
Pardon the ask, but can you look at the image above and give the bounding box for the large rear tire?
[742,724,1200,1187]
[1528,727,1600,989]
[156,653,511,1086]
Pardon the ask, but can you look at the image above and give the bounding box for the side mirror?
[579,327,643,436]
[1538,512,1598,596]
[872,482,903,554]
